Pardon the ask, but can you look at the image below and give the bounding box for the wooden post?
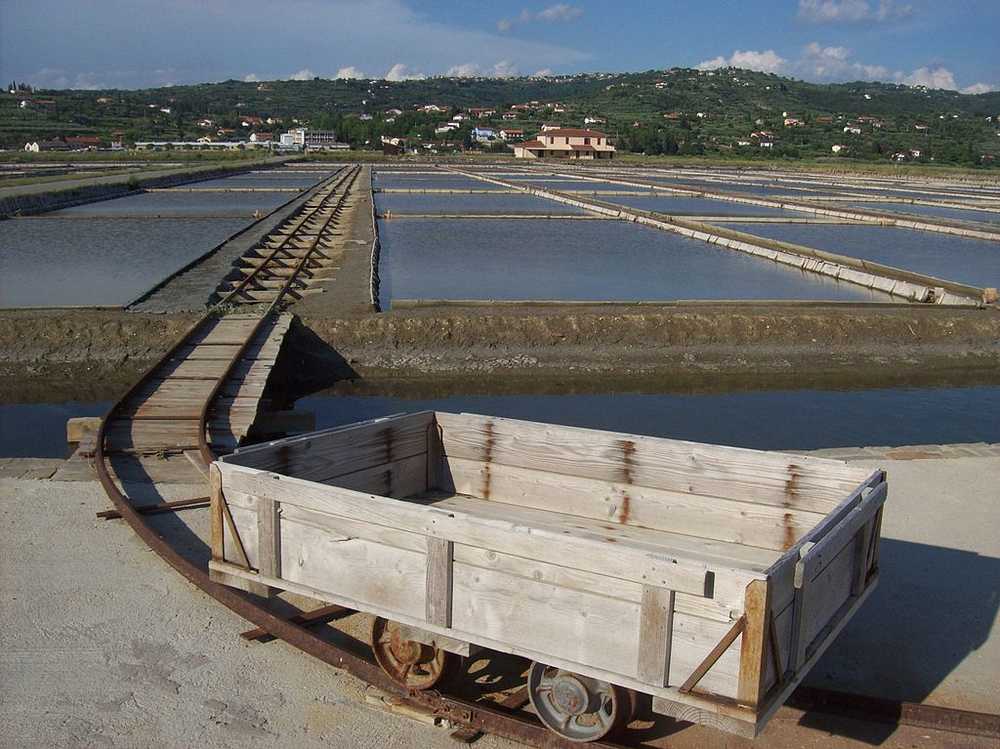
[425,537,454,627]
[637,585,675,687]
[210,463,224,562]
[737,579,770,707]
[850,520,871,596]
[256,496,281,597]
[426,418,443,491]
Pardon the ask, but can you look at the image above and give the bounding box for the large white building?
[285,128,344,149]
[513,128,615,159]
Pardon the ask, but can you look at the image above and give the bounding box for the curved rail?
[91,162,999,748]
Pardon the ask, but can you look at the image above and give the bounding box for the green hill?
[3,68,999,166]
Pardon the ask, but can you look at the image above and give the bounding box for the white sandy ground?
[1,452,997,748]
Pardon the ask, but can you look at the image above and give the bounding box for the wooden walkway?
[104,313,292,455]
[68,165,362,484]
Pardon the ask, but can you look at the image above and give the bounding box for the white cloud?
[537,3,584,22]
[335,66,365,79]
[242,73,260,82]
[446,63,481,77]
[444,61,520,78]
[288,68,317,80]
[498,3,582,32]
[902,66,957,90]
[695,43,990,93]
[492,60,519,77]
[798,0,912,24]
[384,63,425,81]
[534,68,554,77]
[961,82,998,95]
[697,49,787,74]
[798,42,891,80]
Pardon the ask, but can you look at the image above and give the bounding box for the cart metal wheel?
[371,617,455,691]
[527,662,634,742]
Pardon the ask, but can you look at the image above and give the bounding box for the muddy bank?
[0,309,197,400]
[294,304,1000,377]
[3,304,999,402]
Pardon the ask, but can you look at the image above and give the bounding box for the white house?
[499,128,524,141]
[831,144,847,154]
[584,116,606,125]
[472,127,496,142]
[843,125,862,135]
[513,128,615,160]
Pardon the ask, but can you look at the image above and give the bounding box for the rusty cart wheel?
[527,662,634,742]
[371,617,455,691]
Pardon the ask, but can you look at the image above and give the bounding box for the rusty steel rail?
[195,165,361,465]
[92,162,999,748]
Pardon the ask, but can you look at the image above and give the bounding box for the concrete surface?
[806,453,1000,714]
[1,450,997,748]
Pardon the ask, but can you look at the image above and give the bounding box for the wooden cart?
[209,411,887,741]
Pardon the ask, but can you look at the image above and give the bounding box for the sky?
[1,0,998,93]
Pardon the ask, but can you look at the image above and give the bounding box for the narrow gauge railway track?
[92,162,998,748]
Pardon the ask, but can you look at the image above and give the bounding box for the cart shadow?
[791,536,1000,744]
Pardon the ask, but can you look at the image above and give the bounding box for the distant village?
[6,67,999,165]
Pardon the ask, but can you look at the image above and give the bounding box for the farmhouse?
[65,135,102,150]
[499,128,523,141]
[512,128,615,159]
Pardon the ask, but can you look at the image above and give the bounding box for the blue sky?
[1,1,997,92]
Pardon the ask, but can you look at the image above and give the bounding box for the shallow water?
[847,203,1000,225]
[194,175,321,190]
[377,218,885,306]
[597,194,809,217]
[724,223,1000,288]
[6,385,999,458]
[375,193,586,214]
[373,174,488,190]
[54,189,289,217]
[299,385,1000,452]
[0,401,110,457]
[0,217,248,307]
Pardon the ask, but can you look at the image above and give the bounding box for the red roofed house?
[512,128,615,160]
[65,135,103,150]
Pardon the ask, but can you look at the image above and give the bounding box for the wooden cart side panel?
[443,455,827,552]
[279,514,427,620]
[453,544,737,623]
[211,555,759,726]
[219,411,434,486]
[437,412,868,513]
[219,469,747,699]
[763,470,886,656]
[216,463,743,600]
